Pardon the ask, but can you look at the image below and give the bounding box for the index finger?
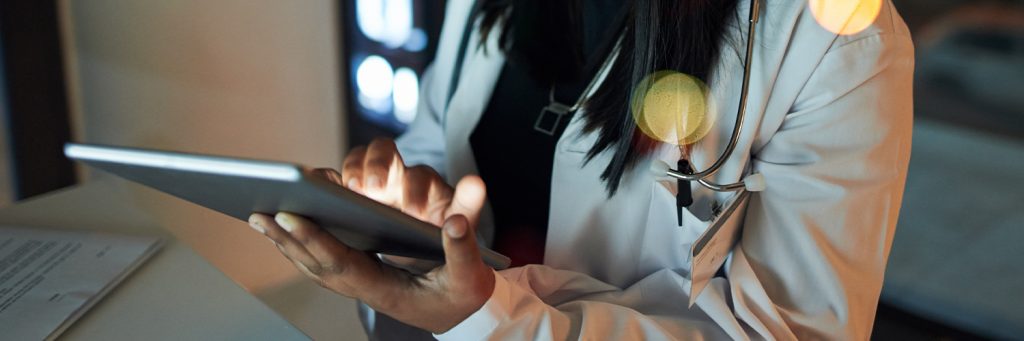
[362,138,403,192]
[313,168,344,186]
[341,146,367,191]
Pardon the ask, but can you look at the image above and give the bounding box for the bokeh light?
[356,55,394,113]
[631,71,714,146]
[356,0,413,48]
[392,67,420,123]
[809,0,882,36]
[403,28,428,52]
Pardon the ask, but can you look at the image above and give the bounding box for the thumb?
[445,175,486,227]
[441,214,484,283]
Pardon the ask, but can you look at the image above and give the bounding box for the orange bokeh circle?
[809,0,882,36]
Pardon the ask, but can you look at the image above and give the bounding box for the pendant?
[534,101,572,136]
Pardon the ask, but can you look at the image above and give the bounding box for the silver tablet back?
[65,143,510,269]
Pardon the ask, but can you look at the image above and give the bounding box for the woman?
[248,0,914,339]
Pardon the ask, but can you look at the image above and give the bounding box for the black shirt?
[470,0,624,267]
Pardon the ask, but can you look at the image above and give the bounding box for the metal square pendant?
[534,102,572,136]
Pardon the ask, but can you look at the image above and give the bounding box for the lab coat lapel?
[443,19,506,243]
[443,21,506,184]
[546,45,658,285]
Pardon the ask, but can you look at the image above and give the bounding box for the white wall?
[59,0,346,293]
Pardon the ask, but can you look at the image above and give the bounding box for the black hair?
[477,0,739,195]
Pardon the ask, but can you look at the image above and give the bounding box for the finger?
[290,259,321,281]
[273,212,402,295]
[362,138,403,193]
[249,213,321,273]
[426,176,455,226]
[247,213,270,235]
[270,214,413,307]
[445,175,487,227]
[401,166,434,221]
[313,168,344,186]
[441,214,488,290]
[341,146,367,191]
[274,212,362,274]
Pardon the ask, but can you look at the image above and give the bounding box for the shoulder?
[734,0,915,150]
[716,0,913,89]
[420,0,480,112]
[737,0,915,91]
[755,0,913,55]
[438,0,480,50]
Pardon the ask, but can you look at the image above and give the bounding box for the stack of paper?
[0,226,162,340]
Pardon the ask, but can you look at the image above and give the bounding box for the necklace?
[533,35,624,136]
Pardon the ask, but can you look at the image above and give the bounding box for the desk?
[0,179,309,340]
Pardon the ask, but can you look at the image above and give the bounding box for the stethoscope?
[445,0,767,214]
[664,0,765,226]
[665,0,764,194]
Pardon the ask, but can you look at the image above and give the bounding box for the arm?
[727,29,914,339]
[437,22,915,341]
[396,64,448,175]
[436,265,734,340]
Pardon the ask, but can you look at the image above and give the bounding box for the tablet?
[65,143,511,270]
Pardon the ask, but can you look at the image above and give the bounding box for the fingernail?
[275,214,295,233]
[249,221,266,234]
[445,220,466,239]
[347,179,361,191]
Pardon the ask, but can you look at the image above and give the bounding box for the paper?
[0,226,162,340]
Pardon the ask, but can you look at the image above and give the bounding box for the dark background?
[1,1,1021,339]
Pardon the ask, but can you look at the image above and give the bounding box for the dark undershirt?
[470,0,624,267]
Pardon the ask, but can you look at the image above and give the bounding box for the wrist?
[436,269,497,334]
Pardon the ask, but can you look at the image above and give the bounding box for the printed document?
[0,226,162,340]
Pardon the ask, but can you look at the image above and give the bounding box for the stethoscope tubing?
[667,0,761,193]
[444,0,765,193]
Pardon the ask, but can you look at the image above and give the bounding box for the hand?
[340,138,456,227]
[248,176,494,333]
[312,138,462,273]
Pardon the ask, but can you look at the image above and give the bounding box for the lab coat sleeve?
[436,265,733,340]
[436,29,914,341]
[727,30,914,339]
[396,64,448,176]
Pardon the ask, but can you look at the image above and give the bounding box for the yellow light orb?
[631,71,713,146]
[809,0,882,36]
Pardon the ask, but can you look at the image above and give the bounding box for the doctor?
[248,0,914,339]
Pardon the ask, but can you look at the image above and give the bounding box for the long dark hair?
[477,0,739,195]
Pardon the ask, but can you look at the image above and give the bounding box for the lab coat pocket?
[636,179,709,278]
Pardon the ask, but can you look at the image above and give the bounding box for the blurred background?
[0,0,1020,339]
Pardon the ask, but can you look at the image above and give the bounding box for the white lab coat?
[368,0,915,339]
